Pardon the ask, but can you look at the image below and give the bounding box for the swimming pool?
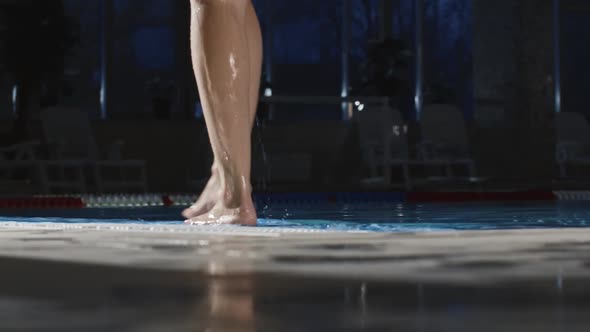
[1,201,589,232]
[2,199,590,332]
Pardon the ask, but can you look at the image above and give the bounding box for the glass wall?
[422,0,474,119]
[109,0,179,119]
[0,78,14,122]
[58,0,475,123]
[561,0,590,117]
[63,0,190,120]
[389,0,416,121]
[346,0,417,122]
[63,0,102,118]
[261,0,345,122]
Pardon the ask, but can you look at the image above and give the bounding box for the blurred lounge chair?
[556,111,590,177]
[0,141,86,194]
[418,104,476,179]
[354,98,412,189]
[39,107,148,193]
[0,141,45,194]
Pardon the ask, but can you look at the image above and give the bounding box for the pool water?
[1,201,590,232]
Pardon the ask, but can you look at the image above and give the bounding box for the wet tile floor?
[1,222,590,331]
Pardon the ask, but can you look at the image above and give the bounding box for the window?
[422,0,474,119]
[561,0,590,116]
[63,0,102,117]
[110,0,178,119]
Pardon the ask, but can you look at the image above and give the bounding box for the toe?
[182,206,199,219]
[182,200,216,219]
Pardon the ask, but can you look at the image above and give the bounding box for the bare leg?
[183,0,261,225]
[183,1,262,221]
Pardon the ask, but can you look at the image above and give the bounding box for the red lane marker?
[0,197,86,209]
[68,197,86,208]
[162,195,174,207]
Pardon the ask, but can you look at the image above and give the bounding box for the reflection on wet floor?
[1,265,590,332]
[1,222,590,331]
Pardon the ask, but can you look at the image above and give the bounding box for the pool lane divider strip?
[553,191,590,201]
[1,191,588,209]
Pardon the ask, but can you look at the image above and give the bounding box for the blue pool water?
[1,202,590,232]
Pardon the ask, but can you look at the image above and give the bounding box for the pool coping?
[1,221,590,287]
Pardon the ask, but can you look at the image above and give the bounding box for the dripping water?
[254,112,271,219]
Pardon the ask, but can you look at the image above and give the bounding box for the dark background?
[0,0,588,194]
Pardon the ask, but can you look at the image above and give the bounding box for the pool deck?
[1,222,590,331]
[1,222,590,283]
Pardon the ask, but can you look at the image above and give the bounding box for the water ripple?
[1,202,590,232]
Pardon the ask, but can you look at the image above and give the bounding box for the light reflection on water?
[0,202,589,232]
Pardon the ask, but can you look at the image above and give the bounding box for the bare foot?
[185,202,257,226]
[183,167,257,226]
[182,168,220,220]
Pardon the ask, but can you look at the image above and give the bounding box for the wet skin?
[184,0,262,226]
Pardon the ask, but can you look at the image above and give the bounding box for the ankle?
[210,163,221,177]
